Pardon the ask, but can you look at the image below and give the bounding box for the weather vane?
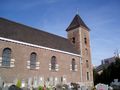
[76,8,79,15]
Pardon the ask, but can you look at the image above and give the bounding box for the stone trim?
[49,63,51,70]
[70,65,72,71]
[0,57,15,67]
[80,58,83,82]
[49,63,59,71]
[0,57,2,64]
[70,64,78,71]
[36,62,40,70]
[56,64,59,71]
[27,61,40,70]
[75,65,78,71]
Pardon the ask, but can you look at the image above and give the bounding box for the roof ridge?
[0,17,79,54]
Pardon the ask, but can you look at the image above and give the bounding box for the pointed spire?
[66,14,89,31]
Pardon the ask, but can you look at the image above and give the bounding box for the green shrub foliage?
[16,80,21,88]
[38,86,43,90]
[93,57,120,85]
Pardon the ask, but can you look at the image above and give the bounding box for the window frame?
[2,48,11,67]
[87,72,89,80]
[71,58,76,71]
[84,37,87,44]
[30,52,37,69]
[51,56,57,71]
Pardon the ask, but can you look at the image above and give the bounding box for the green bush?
[46,87,50,90]
[16,80,21,88]
[47,85,52,90]
[38,86,43,90]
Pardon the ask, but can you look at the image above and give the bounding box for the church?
[0,14,93,87]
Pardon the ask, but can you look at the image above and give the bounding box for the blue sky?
[0,0,120,66]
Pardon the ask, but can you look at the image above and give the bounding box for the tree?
[93,57,120,85]
[93,69,100,85]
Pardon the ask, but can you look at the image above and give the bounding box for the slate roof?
[66,14,89,31]
[0,17,79,54]
[95,64,109,72]
[95,57,117,72]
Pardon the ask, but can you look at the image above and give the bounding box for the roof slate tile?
[0,17,79,54]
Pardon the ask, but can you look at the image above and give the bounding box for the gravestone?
[33,77,38,88]
[0,77,4,88]
[49,77,53,86]
[81,86,86,90]
[22,87,30,90]
[2,86,9,90]
[55,84,62,90]
[38,77,44,86]
[28,77,32,88]
[110,79,120,90]
[21,80,26,88]
[111,79,120,86]
[9,85,22,90]
[96,83,108,90]
[13,78,18,85]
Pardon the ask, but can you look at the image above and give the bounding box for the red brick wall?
[0,40,81,83]
[67,26,93,85]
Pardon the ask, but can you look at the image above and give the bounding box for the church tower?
[66,14,93,86]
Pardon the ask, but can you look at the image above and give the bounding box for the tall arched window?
[2,48,11,67]
[84,37,87,44]
[84,33,87,44]
[51,56,56,70]
[86,60,89,68]
[87,72,89,80]
[30,52,37,69]
[72,58,76,71]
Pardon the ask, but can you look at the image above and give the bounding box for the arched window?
[51,56,56,70]
[72,37,75,44]
[86,60,89,68]
[85,48,88,56]
[87,72,89,80]
[84,33,87,44]
[2,48,11,67]
[30,52,37,69]
[72,59,76,71]
[84,37,87,44]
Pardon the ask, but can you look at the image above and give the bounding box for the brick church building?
[0,14,93,87]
